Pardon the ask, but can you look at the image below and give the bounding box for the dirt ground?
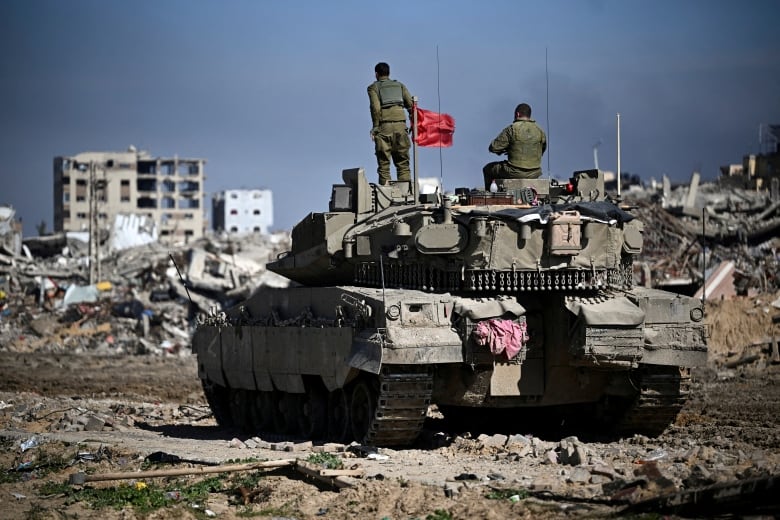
[1,295,779,519]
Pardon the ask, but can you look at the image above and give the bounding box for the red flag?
[415,107,455,147]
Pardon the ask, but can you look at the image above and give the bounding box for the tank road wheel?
[273,393,301,435]
[228,389,252,432]
[271,392,291,434]
[299,387,327,439]
[350,380,378,444]
[327,389,350,443]
[250,391,274,432]
[201,378,233,427]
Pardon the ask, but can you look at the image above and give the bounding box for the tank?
[192,167,707,446]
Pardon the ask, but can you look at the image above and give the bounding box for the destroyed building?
[0,206,22,257]
[212,188,274,235]
[53,147,207,245]
[621,126,780,299]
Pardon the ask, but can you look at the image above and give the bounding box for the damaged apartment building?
[53,147,206,244]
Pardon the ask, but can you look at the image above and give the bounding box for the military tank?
[192,167,707,446]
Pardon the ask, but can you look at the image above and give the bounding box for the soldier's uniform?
[483,118,547,189]
[368,77,413,185]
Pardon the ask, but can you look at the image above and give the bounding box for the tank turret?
[269,167,642,293]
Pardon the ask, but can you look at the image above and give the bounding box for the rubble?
[0,225,291,356]
[624,172,780,297]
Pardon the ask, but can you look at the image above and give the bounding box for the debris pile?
[0,227,291,355]
[624,174,780,296]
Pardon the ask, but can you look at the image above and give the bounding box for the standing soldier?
[483,103,547,189]
[368,62,414,185]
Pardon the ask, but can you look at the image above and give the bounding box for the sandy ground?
[0,295,779,519]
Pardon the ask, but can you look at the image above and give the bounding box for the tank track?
[617,365,691,437]
[363,367,433,446]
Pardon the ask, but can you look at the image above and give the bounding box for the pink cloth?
[473,319,528,360]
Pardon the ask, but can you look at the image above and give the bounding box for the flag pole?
[412,95,419,202]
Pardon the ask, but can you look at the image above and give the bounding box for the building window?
[138,161,156,174]
[76,212,87,219]
[185,230,194,237]
[137,179,157,192]
[230,226,238,232]
[76,195,86,202]
[137,197,157,208]
[98,213,107,219]
[63,193,70,203]
[254,226,261,232]
[121,196,130,202]
[178,163,197,175]
[120,180,130,187]
[178,181,199,192]
[253,209,261,215]
[76,179,87,187]
[230,193,238,199]
[230,209,238,215]
[62,176,70,184]
[184,213,194,220]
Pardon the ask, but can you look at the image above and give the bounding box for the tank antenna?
[701,207,706,307]
[616,112,622,198]
[436,45,444,189]
[169,253,195,317]
[412,96,419,202]
[545,47,551,177]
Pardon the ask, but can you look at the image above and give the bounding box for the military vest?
[377,79,404,108]
[508,120,545,169]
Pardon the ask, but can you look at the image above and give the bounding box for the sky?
[1,0,779,236]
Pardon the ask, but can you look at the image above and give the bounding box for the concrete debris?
[624,172,780,298]
[0,205,23,257]
[0,229,291,356]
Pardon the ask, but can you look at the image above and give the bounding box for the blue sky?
[1,0,779,235]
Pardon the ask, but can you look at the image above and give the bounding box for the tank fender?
[221,326,257,391]
[270,373,305,393]
[347,330,383,375]
[452,296,526,320]
[260,326,354,393]
[565,296,645,367]
[192,325,226,387]
[565,296,645,326]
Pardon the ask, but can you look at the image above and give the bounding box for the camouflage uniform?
[368,77,413,185]
[483,118,547,189]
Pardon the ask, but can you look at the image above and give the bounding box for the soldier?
[483,103,547,189]
[367,62,414,185]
